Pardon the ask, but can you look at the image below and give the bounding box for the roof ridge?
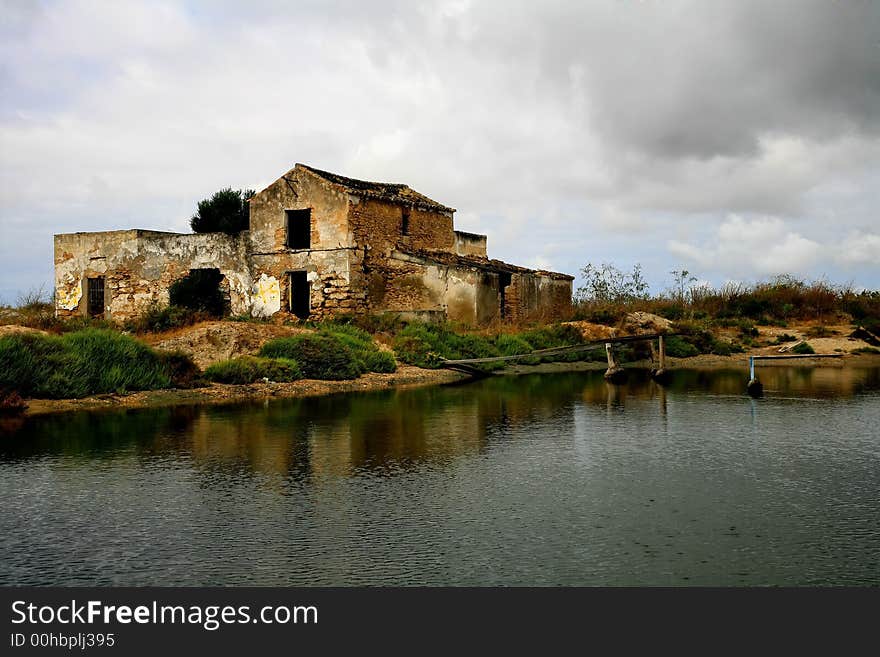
[296,163,455,213]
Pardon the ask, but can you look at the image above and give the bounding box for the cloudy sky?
[2,0,879,304]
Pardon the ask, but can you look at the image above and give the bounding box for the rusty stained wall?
[348,196,454,257]
[453,231,488,258]
[376,252,502,326]
[54,230,252,321]
[246,165,361,319]
[505,273,573,323]
[248,165,352,253]
[249,249,365,320]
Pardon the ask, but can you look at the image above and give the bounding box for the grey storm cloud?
[1,0,879,302]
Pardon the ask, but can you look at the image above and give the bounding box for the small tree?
[190,188,255,234]
[575,262,650,304]
[669,269,698,304]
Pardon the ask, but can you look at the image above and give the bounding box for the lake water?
[1,366,879,586]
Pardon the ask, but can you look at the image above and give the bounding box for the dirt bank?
[8,318,880,418]
[21,365,464,417]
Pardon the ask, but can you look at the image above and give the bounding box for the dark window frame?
[87,276,105,317]
[401,207,411,236]
[285,209,312,250]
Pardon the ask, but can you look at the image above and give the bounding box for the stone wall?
[248,165,352,253]
[375,251,503,326]
[505,273,572,323]
[54,230,251,321]
[54,165,572,326]
[453,231,488,258]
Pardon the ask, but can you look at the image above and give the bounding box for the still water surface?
[1,367,879,586]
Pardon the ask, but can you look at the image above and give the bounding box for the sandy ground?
[144,320,311,369]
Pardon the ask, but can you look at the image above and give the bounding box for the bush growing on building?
[259,334,363,380]
[0,329,174,399]
[190,187,255,235]
[204,356,302,384]
[169,269,227,316]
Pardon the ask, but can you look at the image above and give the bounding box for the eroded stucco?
[251,273,281,318]
[54,163,572,325]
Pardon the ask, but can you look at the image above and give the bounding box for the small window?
[401,207,410,236]
[288,271,310,319]
[87,277,105,317]
[286,209,311,249]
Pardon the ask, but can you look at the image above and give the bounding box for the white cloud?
[1,1,879,302]
[668,215,880,281]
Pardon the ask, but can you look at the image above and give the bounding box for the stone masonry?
[55,164,573,325]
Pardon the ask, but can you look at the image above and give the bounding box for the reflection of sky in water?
[1,367,879,586]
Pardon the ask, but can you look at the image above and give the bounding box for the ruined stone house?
[54,164,573,325]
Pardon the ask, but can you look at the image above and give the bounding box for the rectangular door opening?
[87,277,105,317]
[499,272,512,320]
[288,271,310,319]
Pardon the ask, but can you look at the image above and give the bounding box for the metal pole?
[658,335,666,371]
[749,356,755,381]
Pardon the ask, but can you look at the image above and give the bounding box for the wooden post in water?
[747,356,763,397]
[604,342,627,383]
[651,334,670,382]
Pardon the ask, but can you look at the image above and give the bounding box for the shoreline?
[15,352,880,418]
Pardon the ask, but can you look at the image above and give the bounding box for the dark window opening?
[286,209,311,249]
[289,271,310,319]
[87,277,105,317]
[169,268,227,316]
[401,207,410,236]
[499,272,512,320]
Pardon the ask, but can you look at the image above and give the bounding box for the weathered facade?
[55,164,573,325]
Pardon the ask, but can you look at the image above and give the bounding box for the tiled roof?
[298,164,455,213]
[395,247,574,281]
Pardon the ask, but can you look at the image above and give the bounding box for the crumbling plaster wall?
[453,231,488,258]
[348,196,455,257]
[505,273,572,323]
[375,251,501,326]
[54,230,251,321]
[246,165,361,319]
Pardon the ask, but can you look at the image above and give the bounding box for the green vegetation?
[391,321,602,370]
[392,323,501,369]
[317,323,397,373]
[574,265,880,330]
[663,335,700,358]
[791,342,816,355]
[124,303,204,334]
[0,329,185,399]
[259,334,363,380]
[190,187,255,234]
[169,269,227,316]
[204,356,302,384]
[851,346,880,355]
[773,333,799,344]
